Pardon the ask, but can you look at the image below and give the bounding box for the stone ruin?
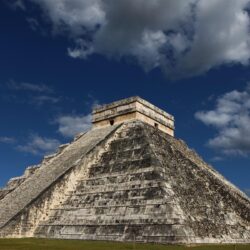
[0,96,249,244]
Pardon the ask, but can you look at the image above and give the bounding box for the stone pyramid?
[0,97,249,244]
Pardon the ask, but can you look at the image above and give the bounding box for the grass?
[0,239,249,250]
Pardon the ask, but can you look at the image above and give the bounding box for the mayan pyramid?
[0,96,249,244]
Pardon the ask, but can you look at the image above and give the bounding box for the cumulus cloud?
[11,0,250,77]
[67,39,94,59]
[176,0,250,76]
[56,114,92,138]
[195,84,250,156]
[17,135,60,155]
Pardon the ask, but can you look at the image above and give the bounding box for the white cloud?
[7,80,53,93]
[177,0,250,77]
[17,135,60,155]
[195,84,250,156]
[67,39,94,59]
[56,114,92,138]
[0,137,16,144]
[30,0,105,35]
[195,111,232,128]
[130,30,167,72]
[12,0,250,77]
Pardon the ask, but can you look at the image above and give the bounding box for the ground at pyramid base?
[0,97,249,244]
[0,238,250,250]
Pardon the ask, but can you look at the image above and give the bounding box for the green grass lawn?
[0,239,249,250]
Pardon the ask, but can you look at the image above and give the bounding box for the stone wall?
[147,126,250,243]
[92,96,174,136]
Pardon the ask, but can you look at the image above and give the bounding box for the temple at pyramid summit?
[0,96,249,244]
[92,96,175,136]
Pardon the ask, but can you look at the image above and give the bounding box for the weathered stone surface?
[92,96,175,136]
[0,125,120,230]
[0,121,249,244]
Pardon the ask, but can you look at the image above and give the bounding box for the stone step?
[79,167,163,182]
[88,158,158,177]
[52,200,177,210]
[39,218,185,226]
[57,196,176,208]
[74,180,163,193]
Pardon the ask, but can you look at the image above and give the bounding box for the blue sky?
[0,1,249,196]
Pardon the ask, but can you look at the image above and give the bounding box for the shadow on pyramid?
[0,97,249,244]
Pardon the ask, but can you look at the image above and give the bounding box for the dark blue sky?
[0,1,249,195]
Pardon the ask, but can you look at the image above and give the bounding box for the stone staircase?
[33,122,187,243]
[0,125,119,230]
